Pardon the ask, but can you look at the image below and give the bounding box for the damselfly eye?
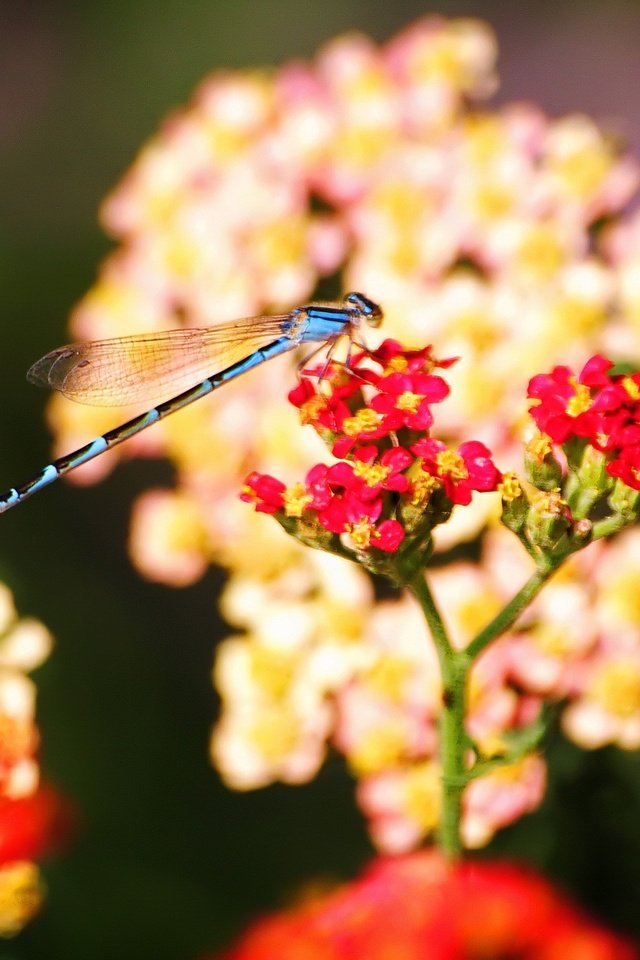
[345,292,383,328]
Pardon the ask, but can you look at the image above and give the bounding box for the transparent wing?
[27,315,292,406]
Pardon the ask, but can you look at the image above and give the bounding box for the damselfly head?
[345,292,383,328]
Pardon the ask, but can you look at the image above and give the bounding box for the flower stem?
[466,564,557,660]
[408,572,468,860]
[592,514,631,540]
[408,561,560,859]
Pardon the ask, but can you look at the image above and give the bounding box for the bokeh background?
[2,2,640,958]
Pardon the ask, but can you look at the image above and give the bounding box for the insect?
[0,292,383,513]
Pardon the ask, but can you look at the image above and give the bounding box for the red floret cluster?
[241,340,502,556]
[216,852,638,960]
[528,355,640,488]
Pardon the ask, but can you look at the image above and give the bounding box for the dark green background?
[2,2,640,957]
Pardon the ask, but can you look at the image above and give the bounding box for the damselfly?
[0,292,382,514]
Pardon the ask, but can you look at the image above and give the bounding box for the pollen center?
[566,379,592,417]
[299,395,327,425]
[435,449,468,480]
[498,472,522,502]
[283,483,312,517]
[347,519,374,548]
[343,408,382,436]
[353,461,390,486]
[396,391,421,413]
[385,356,408,374]
[622,376,640,401]
[526,433,553,462]
[410,472,440,505]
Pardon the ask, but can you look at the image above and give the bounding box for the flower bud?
[524,434,563,491]
[525,489,572,554]
[574,444,610,494]
[568,517,593,550]
[499,473,529,534]
[608,477,640,519]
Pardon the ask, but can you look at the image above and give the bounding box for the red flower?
[216,853,639,960]
[331,416,388,459]
[299,450,411,551]
[288,378,354,433]
[317,488,380,533]
[607,444,640,490]
[370,370,449,432]
[527,355,622,444]
[369,339,458,375]
[412,438,502,505]
[0,786,73,865]
[241,339,502,558]
[373,519,405,552]
[240,472,286,514]
[329,446,413,501]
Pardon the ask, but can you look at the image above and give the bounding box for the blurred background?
[2,1,640,958]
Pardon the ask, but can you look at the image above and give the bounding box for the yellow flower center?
[283,483,312,518]
[298,395,327,425]
[366,657,413,701]
[498,471,522,502]
[346,519,375,549]
[435,449,468,480]
[396,391,421,413]
[385,356,409,374]
[458,592,503,637]
[566,378,592,417]
[353,460,391,487]
[409,471,441,506]
[591,661,640,718]
[342,408,382,436]
[526,432,553,462]
[622,376,640,401]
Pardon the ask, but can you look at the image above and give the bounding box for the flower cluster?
[40,16,640,853]
[51,15,640,576]
[528,354,640,491]
[0,582,67,935]
[213,517,640,853]
[241,341,501,568]
[215,852,638,960]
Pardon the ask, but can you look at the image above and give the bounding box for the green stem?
[408,572,468,860]
[408,560,562,859]
[466,564,557,660]
[592,514,631,540]
[570,488,600,520]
